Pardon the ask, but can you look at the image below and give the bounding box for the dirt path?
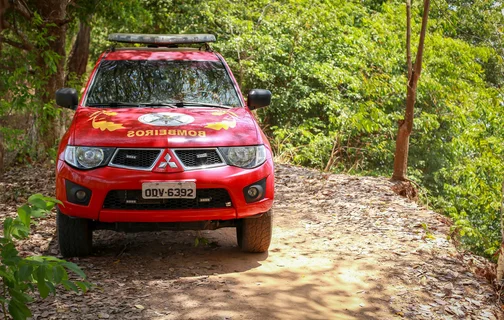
[0,163,502,319]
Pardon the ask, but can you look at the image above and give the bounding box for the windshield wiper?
[86,102,140,107]
[137,102,178,108]
[86,101,178,108]
[174,101,233,109]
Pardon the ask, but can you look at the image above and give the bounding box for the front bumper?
[55,159,274,223]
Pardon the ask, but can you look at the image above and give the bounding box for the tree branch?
[2,19,35,51]
[0,63,15,72]
[0,35,33,50]
[255,3,272,29]
[411,0,431,84]
[12,0,33,20]
[405,0,430,133]
[0,0,11,30]
[406,0,412,81]
[51,17,73,26]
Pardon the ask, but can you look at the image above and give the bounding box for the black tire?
[57,209,93,257]
[236,209,272,253]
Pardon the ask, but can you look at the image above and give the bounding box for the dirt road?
[0,164,501,319]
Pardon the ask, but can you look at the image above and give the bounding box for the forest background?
[0,0,503,260]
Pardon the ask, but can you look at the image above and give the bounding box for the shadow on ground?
[40,226,393,320]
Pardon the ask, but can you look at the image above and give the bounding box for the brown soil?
[0,163,502,319]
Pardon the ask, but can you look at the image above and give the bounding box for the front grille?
[103,189,232,210]
[110,149,161,169]
[174,149,224,168]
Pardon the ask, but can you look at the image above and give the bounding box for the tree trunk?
[392,121,410,180]
[0,132,4,174]
[33,0,69,152]
[65,19,92,85]
[0,0,10,52]
[391,0,430,181]
[392,80,417,180]
[497,181,504,282]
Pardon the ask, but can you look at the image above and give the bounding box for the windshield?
[85,60,242,107]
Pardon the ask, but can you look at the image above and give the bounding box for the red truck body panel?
[56,47,274,224]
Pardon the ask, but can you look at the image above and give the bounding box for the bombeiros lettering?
[127,130,206,138]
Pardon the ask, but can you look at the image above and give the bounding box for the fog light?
[65,180,92,206]
[247,187,259,198]
[243,179,266,203]
[75,190,87,200]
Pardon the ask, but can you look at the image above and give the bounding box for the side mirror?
[247,89,271,110]
[56,88,78,110]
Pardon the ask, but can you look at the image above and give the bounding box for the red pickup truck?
[55,34,274,257]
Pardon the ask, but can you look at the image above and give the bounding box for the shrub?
[0,194,91,320]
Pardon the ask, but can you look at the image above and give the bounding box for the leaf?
[17,205,31,227]
[3,217,13,239]
[61,261,86,279]
[62,280,79,293]
[28,198,49,210]
[18,264,33,282]
[8,297,32,320]
[8,289,33,304]
[46,281,56,295]
[24,256,45,264]
[32,255,62,263]
[40,195,62,206]
[11,222,30,240]
[36,267,50,298]
[1,243,19,262]
[0,267,14,282]
[30,208,47,218]
[27,193,44,202]
[75,281,92,293]
[52,265,65,283]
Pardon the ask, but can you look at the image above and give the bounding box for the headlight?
[64,146,115,169]
[219,145,267,168]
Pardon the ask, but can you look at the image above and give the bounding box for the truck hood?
[72,107,260,148]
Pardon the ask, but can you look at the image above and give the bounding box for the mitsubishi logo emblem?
[159,153,178,169]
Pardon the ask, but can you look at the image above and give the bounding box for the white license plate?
[142,181,196,199]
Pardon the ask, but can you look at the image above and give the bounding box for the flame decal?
[211,110,239,118]
[88,111,125,132]
[205,120,237,131]
[205,110,239,131]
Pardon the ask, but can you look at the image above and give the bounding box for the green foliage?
[194,236,209,247]
[114,0,503,259]
[0,194,91,320]
[272,122,334,170]
[0,7,66,157]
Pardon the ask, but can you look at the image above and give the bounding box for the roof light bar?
[108,33,216,45]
